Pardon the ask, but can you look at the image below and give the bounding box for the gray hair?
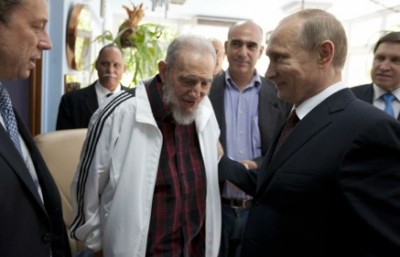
[0,0,24,24]
[283,9,348,69]
[165,34,216,71]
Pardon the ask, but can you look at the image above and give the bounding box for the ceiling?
[133,0,400,30]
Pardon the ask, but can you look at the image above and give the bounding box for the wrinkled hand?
[239,160,257,170]
[217,140,224,160]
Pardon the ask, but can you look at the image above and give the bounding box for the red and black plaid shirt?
[145,76,207,257]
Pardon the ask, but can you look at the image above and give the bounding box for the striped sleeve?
[69,91,135,250]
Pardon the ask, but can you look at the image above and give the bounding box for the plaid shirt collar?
[146,74,175,124]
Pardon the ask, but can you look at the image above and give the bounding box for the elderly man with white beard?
[70,34,222,257]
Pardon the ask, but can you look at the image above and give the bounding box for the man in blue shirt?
[209,20,291,257]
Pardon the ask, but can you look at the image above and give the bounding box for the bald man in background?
[209,20,291,257]
[211,38,226,77]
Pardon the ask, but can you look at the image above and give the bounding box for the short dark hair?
[285,9,347,69]
[373,31,400,53]
[0,0,24,24]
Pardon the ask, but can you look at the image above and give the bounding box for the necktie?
[0,85,42,198]
[106,92,113,97]
[381,92,395,118]
[0,85,22,155]
[274,110,299,156]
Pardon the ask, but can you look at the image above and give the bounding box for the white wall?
[41,1,400,132]
[344,8,400,87]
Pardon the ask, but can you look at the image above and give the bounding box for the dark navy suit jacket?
[220,88,400,257]
[0,111,71,257]
[56,81,127,130]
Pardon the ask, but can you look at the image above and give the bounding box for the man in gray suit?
[352,31,400,120]
[209,20,291,257]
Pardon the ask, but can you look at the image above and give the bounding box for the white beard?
[162,83,197,125]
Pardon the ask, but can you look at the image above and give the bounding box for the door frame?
[29,60,42,136]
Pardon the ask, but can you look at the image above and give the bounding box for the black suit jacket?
[0,111,71,257]
[351,83,400,120]
[209,73,291,165]
[56,82,127,130]
[220,88,400,257]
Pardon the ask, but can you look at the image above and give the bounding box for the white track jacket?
[70,83,221,257]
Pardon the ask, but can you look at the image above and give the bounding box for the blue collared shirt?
[223,71,262,199]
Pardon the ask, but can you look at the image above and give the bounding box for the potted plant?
[93,3,175,86]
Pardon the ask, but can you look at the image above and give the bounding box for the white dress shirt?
[95,81,123,106]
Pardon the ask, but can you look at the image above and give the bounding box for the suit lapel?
[84,83,99,114]
[256,113,331,192]
[258,80,288,153]
[0,120,47,213]
[358,84,374,104]
[210,74,227,148]
[256,89,354,195]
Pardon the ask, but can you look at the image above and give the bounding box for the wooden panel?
[29,59,43,136]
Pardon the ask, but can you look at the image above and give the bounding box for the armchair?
[34,128,88,255]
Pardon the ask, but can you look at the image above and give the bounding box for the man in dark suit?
[56,44,127,130]
[209,20,291,257]
[0,0,71,256]
[219,9,400,257]
[352,31,400,120]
